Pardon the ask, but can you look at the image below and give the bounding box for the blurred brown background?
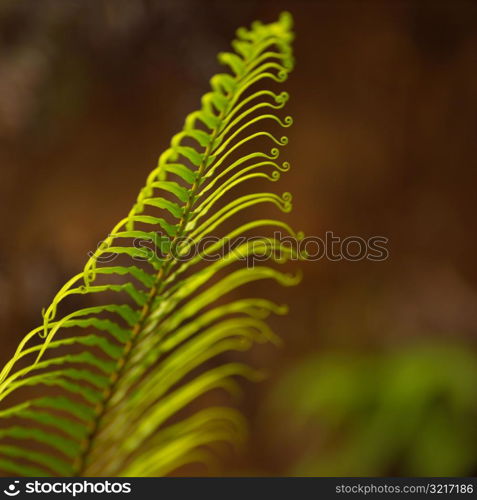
[1,0,477,476]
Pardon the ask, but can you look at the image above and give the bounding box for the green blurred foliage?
[260,343,477,476]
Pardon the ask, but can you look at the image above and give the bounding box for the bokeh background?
[1,0,477,476]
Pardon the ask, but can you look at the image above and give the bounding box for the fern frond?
[0,12,301,477]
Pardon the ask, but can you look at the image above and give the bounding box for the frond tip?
[0,12,301,477]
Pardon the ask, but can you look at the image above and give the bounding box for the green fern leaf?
[0,12,301,477]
